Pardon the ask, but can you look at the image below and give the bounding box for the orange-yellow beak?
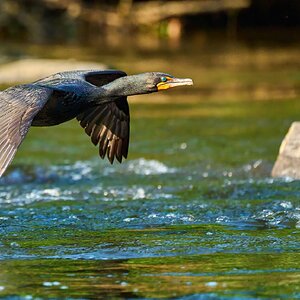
[157,77,193,91]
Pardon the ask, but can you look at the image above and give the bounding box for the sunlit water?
[0,42,300,299]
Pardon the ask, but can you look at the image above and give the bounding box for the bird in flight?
[0,70,193,176]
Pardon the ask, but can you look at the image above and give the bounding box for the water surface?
[0,43,300,299]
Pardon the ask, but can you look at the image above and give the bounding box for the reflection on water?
[0,42,300,298]
[0,254,299,299]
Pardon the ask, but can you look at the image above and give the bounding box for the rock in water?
[272,122,300,179]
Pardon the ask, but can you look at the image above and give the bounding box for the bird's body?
[32,70,126,126]
[0,70,193,176]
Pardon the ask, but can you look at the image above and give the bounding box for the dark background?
[0,0,299,45]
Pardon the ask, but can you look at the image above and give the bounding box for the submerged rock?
[272,122,300,179]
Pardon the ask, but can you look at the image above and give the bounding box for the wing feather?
[77,97,130,164]
[0,85,52,176]
[116,139,123,163]
[84,70,127,87]
[91,124,101,145]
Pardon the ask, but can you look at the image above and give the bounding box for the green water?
[0,43,300,299]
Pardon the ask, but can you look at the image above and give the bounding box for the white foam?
[51,161,93,181]
[125,158,176,175]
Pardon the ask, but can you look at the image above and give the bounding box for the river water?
[0,41,299,299]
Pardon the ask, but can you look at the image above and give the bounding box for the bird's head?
[100,72,193,97]
[143,72,193,93]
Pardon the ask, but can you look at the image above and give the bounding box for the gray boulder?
[272,122,300,179]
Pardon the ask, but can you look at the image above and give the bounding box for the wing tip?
[0,144,17,178]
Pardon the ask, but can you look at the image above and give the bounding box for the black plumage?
[0,70,193,176]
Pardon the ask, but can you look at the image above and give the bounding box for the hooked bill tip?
[171,77,194,87]
[184,78,193,86]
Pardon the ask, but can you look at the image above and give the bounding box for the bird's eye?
[161,76,167,82]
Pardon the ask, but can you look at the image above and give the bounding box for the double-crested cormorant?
[0,70,193,176]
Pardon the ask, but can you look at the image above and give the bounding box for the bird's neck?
[99,75,150,98]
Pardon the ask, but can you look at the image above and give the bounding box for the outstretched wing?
[83,70,127,87]
[0,85,52,176]
[77,70,130,163]
[77,97,130,164]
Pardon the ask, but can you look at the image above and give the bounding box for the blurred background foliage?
[0,0,299,46]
